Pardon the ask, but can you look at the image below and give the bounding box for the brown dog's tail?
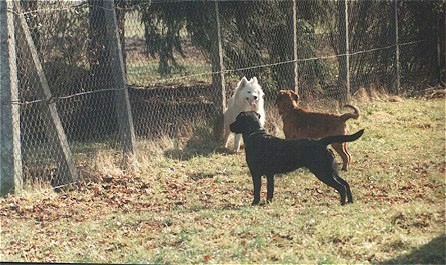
[340,105,360,121]
[319,129,364,146]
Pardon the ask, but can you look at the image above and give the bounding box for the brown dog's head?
[276,89,300,115]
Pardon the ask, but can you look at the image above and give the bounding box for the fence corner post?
[0,0,23,196]
[15,0,78,186]
[103,0,136,156]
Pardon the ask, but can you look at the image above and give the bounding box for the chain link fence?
[1,0,444,194]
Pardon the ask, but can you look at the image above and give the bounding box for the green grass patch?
[126,60,212,86]
[1,98,444,263]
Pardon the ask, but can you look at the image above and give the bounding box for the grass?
[126,60,212,86]
[0,97,445,263]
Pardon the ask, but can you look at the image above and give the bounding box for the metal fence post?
[0,0,22,196]
[14,1,78,185]
[210,0,226,140]
[393,0,401,94]
[103,0,136,155]
[435,5,443,84]
[292,0,299,95]
[338,0,351,103]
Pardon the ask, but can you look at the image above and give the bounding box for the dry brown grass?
[1,97,444,264]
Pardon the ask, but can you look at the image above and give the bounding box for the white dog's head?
[234,76,264,110]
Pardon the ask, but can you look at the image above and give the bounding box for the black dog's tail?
[319,129,365,146]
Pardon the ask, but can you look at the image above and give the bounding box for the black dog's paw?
[251,200,260,206]
[341,200,354,206]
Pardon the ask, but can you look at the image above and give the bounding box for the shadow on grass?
[163,125,233,161]
[380,234,445,264]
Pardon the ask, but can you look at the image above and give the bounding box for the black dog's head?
[230,111,262,135]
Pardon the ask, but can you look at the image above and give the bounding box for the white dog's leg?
[224,126,231,148]
[223,110,233,148]
[234,133,242,152]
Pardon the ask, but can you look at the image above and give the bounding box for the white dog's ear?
[250,77,258,84]
[239,77,248,87]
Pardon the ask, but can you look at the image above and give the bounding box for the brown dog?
[276,89,360,171]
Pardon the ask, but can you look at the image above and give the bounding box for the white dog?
[223,76,265,152]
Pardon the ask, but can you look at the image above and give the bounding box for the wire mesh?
[398,0,441,91]
[2,0,443,192]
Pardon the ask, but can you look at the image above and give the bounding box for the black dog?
[229,111,364,205]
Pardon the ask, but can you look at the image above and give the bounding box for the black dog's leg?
[266,175,274,203]
[251,174,262,205]
[334,175,353,203]
[316,174,347,205]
